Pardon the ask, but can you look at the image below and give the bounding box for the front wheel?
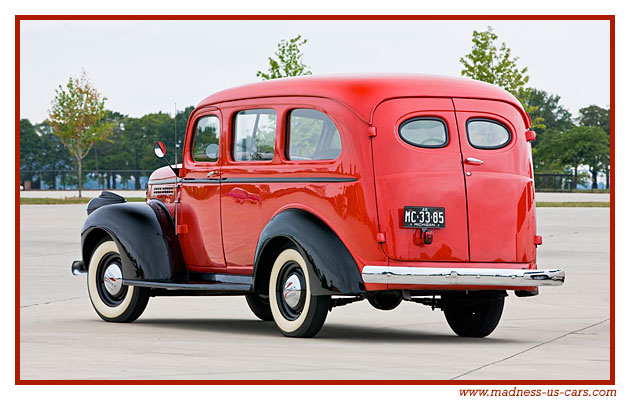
[87,239,150,322]
[268,245,330,338]
[442,293,505,337]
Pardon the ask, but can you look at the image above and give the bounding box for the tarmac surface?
[19,205,610,380]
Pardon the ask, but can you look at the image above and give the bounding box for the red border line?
[608,15,615,384]
[15,14,614,21]
[15,14,21,385]
[15,14,615,386]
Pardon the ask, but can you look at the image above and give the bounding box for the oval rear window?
[399,118,448,148]
[466,119,511,149]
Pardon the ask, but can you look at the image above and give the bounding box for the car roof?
[197,74,530,127]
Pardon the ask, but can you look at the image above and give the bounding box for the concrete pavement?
[18,205,610,380]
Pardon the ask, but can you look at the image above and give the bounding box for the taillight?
[424,230,434,244]
[414,229,434,245]
[534,235,543,246]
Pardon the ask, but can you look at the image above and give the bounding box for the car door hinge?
[376,232,386,243]
[368,126,377,137]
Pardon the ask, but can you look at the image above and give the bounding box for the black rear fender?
[253,209,365,296]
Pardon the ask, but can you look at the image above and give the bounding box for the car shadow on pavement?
[134,318,524,344]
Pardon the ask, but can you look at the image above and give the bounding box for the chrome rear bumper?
[361,266,565,287]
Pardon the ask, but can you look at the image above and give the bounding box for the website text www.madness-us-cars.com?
[460,388,616,397]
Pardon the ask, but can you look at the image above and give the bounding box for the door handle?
[207,171,221,178]
[465,157,484,166]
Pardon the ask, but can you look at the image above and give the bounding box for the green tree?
[460,26,543,129]
[38,121,72,189]
[256,35,312,80]
[521,89,574,139]
[84,111,128,189]
[578,105,610,188]
[20,119,41,188]
[48,72,115,196]
[578,105,610,134]
[537,126,609,189]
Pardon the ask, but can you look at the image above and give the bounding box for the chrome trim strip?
[361,266,565,287]
[149,177,358,185]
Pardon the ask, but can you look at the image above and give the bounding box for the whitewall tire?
[268,245,329,337]
[87,239,150,322]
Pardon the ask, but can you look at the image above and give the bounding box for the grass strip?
[536,201,610,208]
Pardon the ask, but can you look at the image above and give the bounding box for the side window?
[466,119,511,149]
[233,109,277,161]
[191,115,220,162]
[287,109,342,160]
[399,118,448,148]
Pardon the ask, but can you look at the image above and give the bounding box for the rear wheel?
[442,293,504,337]
[268,245,329,337]
[87,239,150,322]
[245,293,273,321]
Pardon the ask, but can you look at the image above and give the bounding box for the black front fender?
[81,200,186,282]
[254,209,365,295]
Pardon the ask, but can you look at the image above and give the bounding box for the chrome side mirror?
[154,141,167,158]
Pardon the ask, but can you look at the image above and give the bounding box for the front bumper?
[361,266,565,287]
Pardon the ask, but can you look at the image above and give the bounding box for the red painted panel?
[177,108,226,269]
[371,98,469,262]
[453,98,536,263]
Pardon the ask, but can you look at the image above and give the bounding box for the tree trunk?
[591,168,598,190]
[78,158,83,198]
[606,167,610,190]
[135,172,141,190]
[573,166,578,190]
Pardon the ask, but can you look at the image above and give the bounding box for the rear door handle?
[207,171,221,178]
[465,157,484,165]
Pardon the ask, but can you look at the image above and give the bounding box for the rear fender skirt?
[81,200,187,282]
[254,209,365,295]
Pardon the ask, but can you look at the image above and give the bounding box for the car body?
[73,75,564,338]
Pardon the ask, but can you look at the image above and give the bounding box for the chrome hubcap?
[103,263,123,296]
[283,274,303,309]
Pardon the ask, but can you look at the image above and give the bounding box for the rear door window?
[466,119,511,149]
[233,109,277,161]
[287,109,342,160]
[399,118,448,148]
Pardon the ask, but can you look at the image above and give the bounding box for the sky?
[19,19,610,122]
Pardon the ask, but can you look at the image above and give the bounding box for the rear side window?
[399,118,448,148]
[233,109,277,161]
[287,109,342,160]
[466,119,511,149]
[192,115,220,162]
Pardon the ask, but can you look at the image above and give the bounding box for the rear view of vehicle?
[363,93,564,337]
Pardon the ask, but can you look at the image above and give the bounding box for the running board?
[123,275,253,294]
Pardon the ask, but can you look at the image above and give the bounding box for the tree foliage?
[536,126,609,188]
[460,27,529,93]
[256,35,312,80]
[578,105,610,135]
[47,72,115,196]
[460,26,543,130]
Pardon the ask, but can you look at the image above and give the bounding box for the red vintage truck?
[72,75,564,338]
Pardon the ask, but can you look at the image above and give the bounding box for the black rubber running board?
[123,279,252,294]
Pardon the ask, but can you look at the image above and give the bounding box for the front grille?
[152,185,174,196]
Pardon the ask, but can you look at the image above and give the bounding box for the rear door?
[453,98,536,263]
[372,98,469,262]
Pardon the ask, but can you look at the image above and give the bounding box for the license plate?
[403,206,445,228]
